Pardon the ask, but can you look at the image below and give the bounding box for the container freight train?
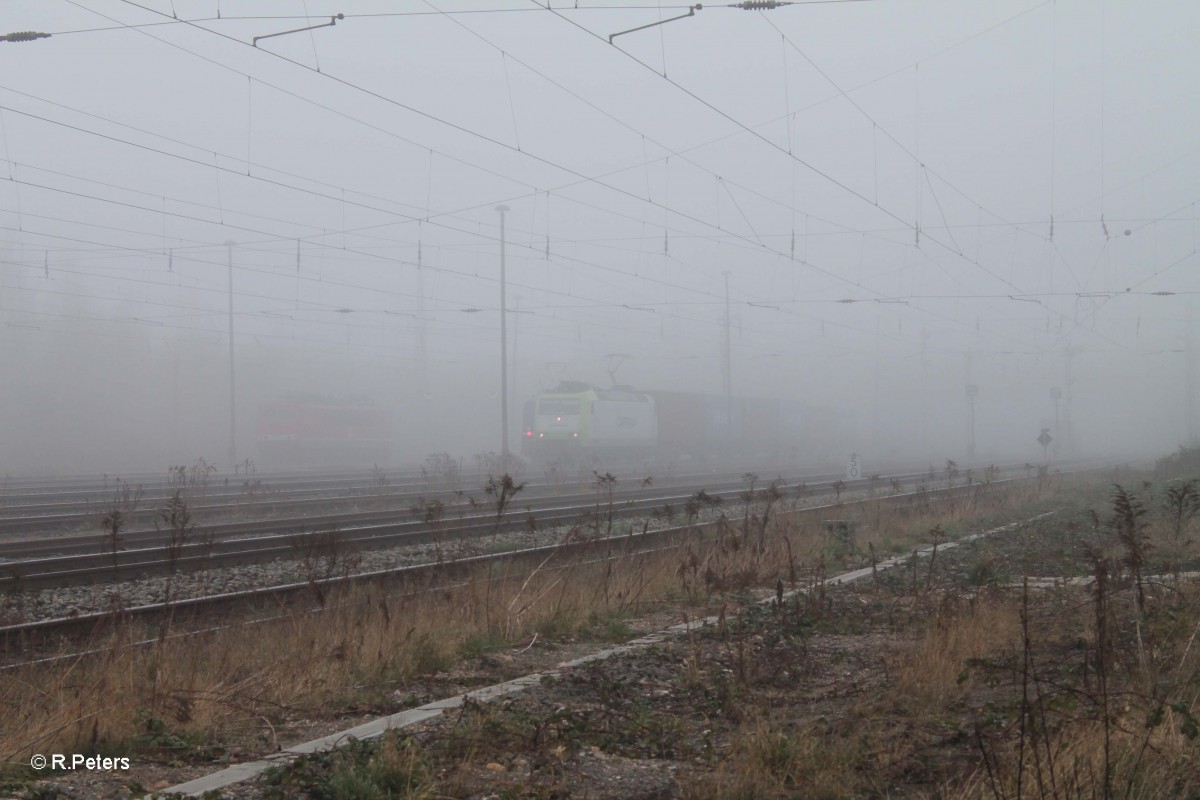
[255,395,395,466]
[521,382,847,465]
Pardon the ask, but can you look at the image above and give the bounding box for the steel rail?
[0,461,841,532]
[0,465,1030,590]
[0,458,1062,555]
[0,460,926,558]
[0,474,840,588]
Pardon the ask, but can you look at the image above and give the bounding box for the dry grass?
[1,542,689,762]
[892,598,1021,710]
[691,722,860,800]
[950,573,1200,799]
[956,712,1199,800]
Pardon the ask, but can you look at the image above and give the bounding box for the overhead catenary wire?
[84,0,1005,357]
[0,147,792,321]
[540,1,1119,345]
[0,109,22,230]
[4,126,1156,355]
[3,127,863,326]
[106,0,918,307]
[0,248,761,359]
[759,5,1150,347]
[541,1,1056,306]
[47,4,722,37]
[1,244,927,363]
[0,81,765,279]
[7,151,1060,357]
[11,0,1173,361]
[4,151,935,355]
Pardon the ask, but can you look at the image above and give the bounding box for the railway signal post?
[1038,428,1053,462]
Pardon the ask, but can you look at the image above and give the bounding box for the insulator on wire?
[731,1,789,10]
[1,31,51,42]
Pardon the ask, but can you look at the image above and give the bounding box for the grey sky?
[0,1,1197,471]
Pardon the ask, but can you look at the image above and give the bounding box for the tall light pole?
[495,205,510,464]
[512,294,522,415]
[225,240,237,469]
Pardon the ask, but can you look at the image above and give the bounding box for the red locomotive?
[255,395,395,466]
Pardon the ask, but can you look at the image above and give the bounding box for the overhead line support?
[609,5,701,44]
[254,14,343,47]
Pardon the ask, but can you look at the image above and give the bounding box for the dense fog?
[0,1,1196,476]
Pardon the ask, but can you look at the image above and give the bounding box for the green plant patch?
[259,733,430,800]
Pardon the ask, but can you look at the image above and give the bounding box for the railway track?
[0,463,1044,592]
[0,459,1095,644]
[0,468,1046,657]
[0,464,429,501]
[0,457,915,558]
[0,466,468,531]
[0,460,840,536]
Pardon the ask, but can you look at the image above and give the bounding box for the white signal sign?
[847,452,861,480]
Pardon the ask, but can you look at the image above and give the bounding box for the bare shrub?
[158,490,195,590]
[422,452,460,487]
[100,481,144,578]
[1108,484,1151,612]
[483,473,526,541]
[291,526,356,605]
[1162,479,1200,570]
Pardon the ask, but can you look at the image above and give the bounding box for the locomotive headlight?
[556,416,562,422]
[572,432,578,437]
[538,433,544,438]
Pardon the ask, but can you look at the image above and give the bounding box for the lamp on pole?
[225,240,237,469]
[495,205,511,465]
